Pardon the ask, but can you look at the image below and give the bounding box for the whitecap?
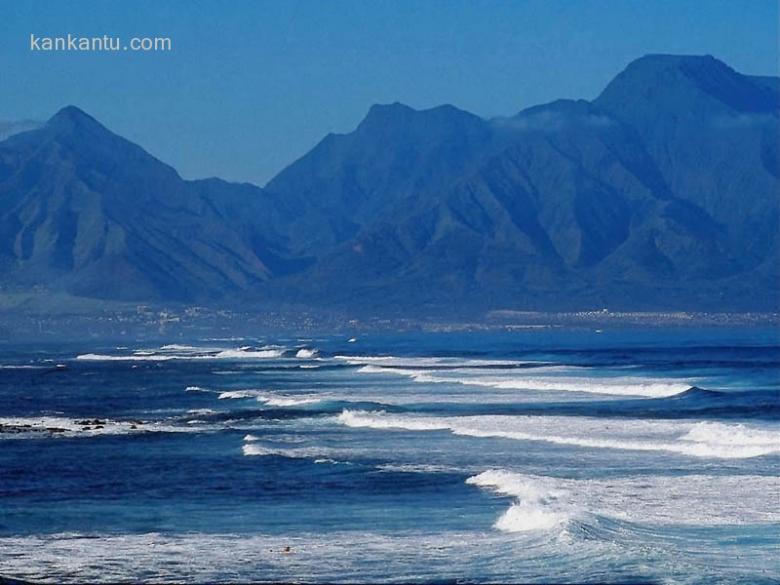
[359,366,691,398]
[336,410,780,459]
[76,346,286,362]
[159,344,200,351]
[259,395,322,407]
[76,353,175,362]
[213,349,285,359]
[218,390,264,400]
[338,355,533,368]
[0,416,190,438]
[466,469,780,531]
[0,364,48,369]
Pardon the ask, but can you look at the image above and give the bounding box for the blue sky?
[1,0,777,185]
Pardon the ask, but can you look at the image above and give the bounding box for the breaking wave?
[338,355,537,368]
[260,395,323,407]
[76,346,286,362]
[466,469,780,533]
[336,410,780,459]
[295,348,319,359]
[218,390,265,400]
[216,390,323,407]
[0,416,190,438]
[358,366,692,398]
[241,435,346,461]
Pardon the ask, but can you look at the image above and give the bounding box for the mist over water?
[1,329,778,583]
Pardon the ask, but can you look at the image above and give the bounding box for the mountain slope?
[0,107,293,301]
[266,55,779,313]
[264,102,512,255]
[1,54,777,314]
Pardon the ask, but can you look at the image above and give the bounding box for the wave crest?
[336,410,780,459]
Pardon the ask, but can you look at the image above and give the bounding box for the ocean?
[1,327,778,584]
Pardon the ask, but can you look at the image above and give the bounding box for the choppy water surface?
[1,329,778,583]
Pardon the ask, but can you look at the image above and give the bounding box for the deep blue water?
[0,328,778,583]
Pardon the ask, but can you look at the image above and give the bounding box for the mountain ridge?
[1,53,778,315]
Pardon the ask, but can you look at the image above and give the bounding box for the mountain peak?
[367,102,415,114]
[596,53,779,116]
[45,106,119,141]
[357,102,485,137]
[47,105,108,134]
[0,106,119,152]
[625,53,719,67]
[358,102,417,128]
[44,106,122,140]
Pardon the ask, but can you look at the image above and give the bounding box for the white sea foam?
[0,531,516,584]
[241,444,284,456]
[185,386,211,393]
[187,409,216,415]
[466,471,569,532]
[358,366,691,398]
[218,390,264,400]
[76,347,286,362]
[243,434,307,444]
[339,410,449,432]
[375,463,462,474]
[494,503,567,532]
[259,395,322,407]
[677,422,780,458]
[339,355,533,368]
[295,348,319,359]
[466,469,780,532]
[451,375,690,398]
[337,411,780,459]
[0,416,188,438]
[213,349,285,359]
[0,364,49,369]
[241,442,337,459]
[159,344,200,351]
[217,390,322,406]
[2,527,775,585]
[76,353,176,361]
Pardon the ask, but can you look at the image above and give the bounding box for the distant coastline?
[0,303,776,342]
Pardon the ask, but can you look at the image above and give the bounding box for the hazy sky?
[1,0,778,185]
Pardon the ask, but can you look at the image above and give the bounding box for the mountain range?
[0,54,778,317]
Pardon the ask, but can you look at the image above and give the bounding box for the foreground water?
[1,328,778,584]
